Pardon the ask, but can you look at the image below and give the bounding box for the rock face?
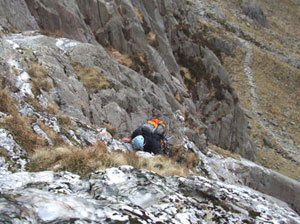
[0,0,38,31]
[0,166,299,223]
[2,0,300,222]
[202,152,300,215]
[0,0,256,160]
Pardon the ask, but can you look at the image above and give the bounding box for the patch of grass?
[0,91,45,153]
[72,62,111,94]
[106,48,134,67]
[28,142,200,178]
[257,148,300,181]
[147,32,159,47]
[28,142,115,177]
[169,145,200,170]
[27,62,52,95]
[180,66,196,91]
[251,46,300,149]
[0,114,46,153]
[134,7,150,34]
[0,90,17,115]
[106,48,154,78]
[37,120,65,146]
[126,51,155,79]
[40,30,64,38]
[223,46,252,110]
[25,96,45,113]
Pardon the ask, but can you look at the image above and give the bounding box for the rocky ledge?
[1,166,300,224]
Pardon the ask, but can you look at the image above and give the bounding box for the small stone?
[263,138,273,148]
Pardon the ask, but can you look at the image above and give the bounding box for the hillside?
[0,0,300,223]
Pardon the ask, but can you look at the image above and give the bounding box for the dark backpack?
[142,118,166,136]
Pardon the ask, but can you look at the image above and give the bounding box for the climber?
[122,118,170,155]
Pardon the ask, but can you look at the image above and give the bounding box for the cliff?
[0,0,300,222]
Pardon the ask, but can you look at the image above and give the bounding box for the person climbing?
[122,118,169,155]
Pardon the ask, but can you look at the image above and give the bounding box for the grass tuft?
[40,30,64,38]
[28,142,200,178]
[72,62,111,94]
[1,115,46,153]
[27,62,52,95]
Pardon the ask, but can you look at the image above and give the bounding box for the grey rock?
[0,157,9,174]
[25,0,96,43]
[204,153,300,215]
[0,129,28,171]
[208,37,235,56]
[0,0,39,31]
[0,0,256,160]
[1,166,299,223]
[241,0,267,27]
[263,137,273,148]
[32,123,53,146]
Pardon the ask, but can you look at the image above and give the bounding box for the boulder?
[205,154,300,215]
[241,0,268,27]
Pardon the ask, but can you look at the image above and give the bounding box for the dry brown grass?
[28,142,199,178]
[216,0,300,56]
[0,114,46,153]
[28,142,115,177]
[0,90,46,151]
[40,30,64,38]
[25,96,45,113]
[257,148,300,181]
[251,46,300,148]
[106,48,134,67]
[169,145,200,169]
[147,32,159,47]
[27,62,52,95]
[134,7,144,24]
[72,62,111,94]
[0,90,17,115]
[223,46,253,110]
[37,120,65,146]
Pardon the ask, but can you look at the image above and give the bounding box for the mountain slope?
[0,0,300,222]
